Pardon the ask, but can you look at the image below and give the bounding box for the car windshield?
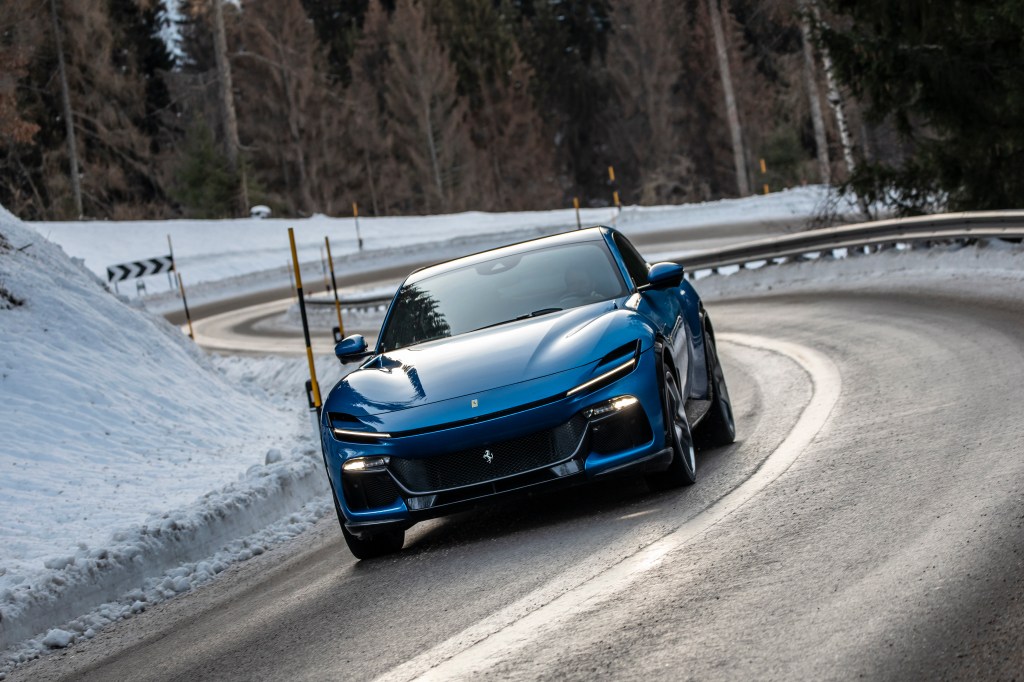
[378,240,629,352]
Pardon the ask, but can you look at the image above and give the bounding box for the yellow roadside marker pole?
[325,235,345,343]
[760,158,770,195]
[167,235,194,340]
[177,273,195,340]
[573,197,582,230]
[288,228,322,424]
[608,166,622,214]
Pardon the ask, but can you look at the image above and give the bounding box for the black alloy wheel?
[647,356,697,489]
[323,456,406,560]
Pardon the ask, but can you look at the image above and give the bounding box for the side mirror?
[645,262,684,290]
[335,334,369,364]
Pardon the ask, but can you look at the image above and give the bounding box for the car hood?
[325,300,654,419]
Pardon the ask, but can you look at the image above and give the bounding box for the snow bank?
[0,206,331,659]
[30,186,840,300]
[2,444,330,668]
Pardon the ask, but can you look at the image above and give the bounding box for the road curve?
[14,284,1024,680]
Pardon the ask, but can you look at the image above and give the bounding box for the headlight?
[566,355,638,397]
[343,456,391,472]
[583,395,639,419]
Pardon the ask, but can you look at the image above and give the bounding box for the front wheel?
[646,358,697,490]
[341,525,405,560]
[323,459,405,560]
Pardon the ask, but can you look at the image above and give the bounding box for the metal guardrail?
[307,291,394,314]
[678,210,1024,272]
[312,211,1024,311]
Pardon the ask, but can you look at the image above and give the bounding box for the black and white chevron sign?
[106,255,174,282]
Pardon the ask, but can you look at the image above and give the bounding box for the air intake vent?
[597,340,639,369]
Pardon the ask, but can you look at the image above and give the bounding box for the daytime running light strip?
[566,356,637,397]
[332,428,392,439]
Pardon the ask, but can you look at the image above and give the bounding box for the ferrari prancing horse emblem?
[483,449,494,464]
[471,399,479,408]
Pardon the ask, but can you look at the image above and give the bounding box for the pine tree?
[109,0,175,141]
[0,12,40,145]
[604,0,705,204]
[6,0,174,218]
[382,0,474,214]
[822,0,1024,212]
[344,0,402,216]
[171,118,238,217]
[0,2,45,218]
[233,0,349,215]
[472,45,561,210]
[506,0,612,200]
[433,0,560,210]
[300,0,392,85]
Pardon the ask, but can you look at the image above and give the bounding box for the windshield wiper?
[471,308,563,333]
[521,307,562,319]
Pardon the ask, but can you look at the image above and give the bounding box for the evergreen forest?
[0,0,1020,220]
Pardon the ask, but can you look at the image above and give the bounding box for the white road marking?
[375,334,842,682]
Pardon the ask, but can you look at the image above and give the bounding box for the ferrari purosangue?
[319,227,735,558]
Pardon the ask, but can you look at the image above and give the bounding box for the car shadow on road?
[396,439,739,558]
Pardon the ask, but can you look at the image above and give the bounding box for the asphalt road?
[14,285,1024,680]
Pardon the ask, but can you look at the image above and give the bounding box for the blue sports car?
[319,227,735,559]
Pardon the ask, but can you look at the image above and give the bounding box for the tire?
[323,456,405,560]
[696,328,736,448]
[646,354,697,490]
[342,525,405,561]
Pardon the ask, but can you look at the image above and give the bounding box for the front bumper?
[322,347,670,535]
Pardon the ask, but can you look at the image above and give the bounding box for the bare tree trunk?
[809,0,870,216]
[48,0,82,218]
[211,0,248,214]
[424,100,444,210]
[707,0,749,196]
[273,42,315,214]
[363,148,380,217]
[799,7,831,185]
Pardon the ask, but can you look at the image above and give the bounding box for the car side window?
[614,234,649,288]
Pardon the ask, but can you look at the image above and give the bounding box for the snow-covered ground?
[29,186,839,301]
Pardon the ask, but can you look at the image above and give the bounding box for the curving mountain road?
[13,277,1024,679]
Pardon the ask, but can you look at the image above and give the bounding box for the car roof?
[406,226,615,285]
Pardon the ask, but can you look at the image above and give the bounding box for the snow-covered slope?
[0,206,327,656]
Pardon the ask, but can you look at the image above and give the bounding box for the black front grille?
[342,471,401,511]
[389,415,587,493]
